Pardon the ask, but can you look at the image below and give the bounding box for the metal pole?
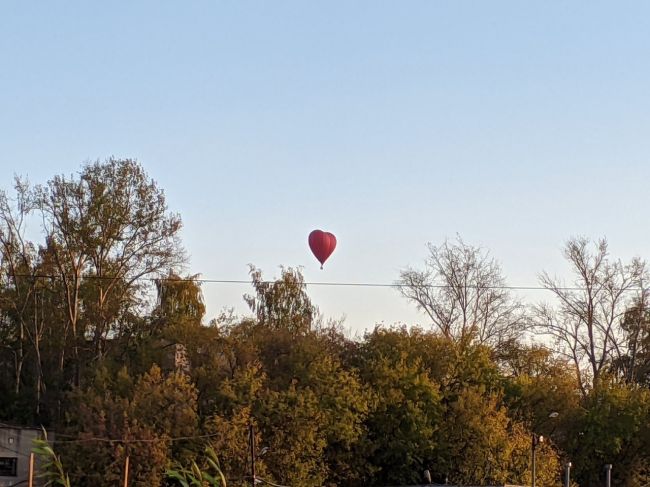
[531,435,537,487]
[605,464,612,487]
[250,423,256,487]
[564,462,572,487]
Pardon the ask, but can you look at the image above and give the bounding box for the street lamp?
[564,462,572,487]
[423,470,432,485]
[604,464,612,487]
[531,433,544,487]
[531,411,559,487]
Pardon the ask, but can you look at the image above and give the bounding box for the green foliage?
[155,273,206,336]
[355,328,563,487]
[258,385,330,486]
[214,317,370,486]
[438,387,560,487]
[32,433,71,487]
[360,353,442,485]
[357,326,503,395]
[245,266,315,335]
[613,299,650,386]
[566,380,650,487]
[58,365,200,486]
[501,343,582,446]
[4,162,650,487]
[205,407,263,487]
[167,447,227,487]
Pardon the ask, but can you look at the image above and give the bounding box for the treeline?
[1,159,649,487]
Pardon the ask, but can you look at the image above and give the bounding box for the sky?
[2,2,650,335]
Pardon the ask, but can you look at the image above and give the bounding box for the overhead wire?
[1,422,223,446]
[48,432,221,444]
[0,428,293,486]
[7,273,648,293]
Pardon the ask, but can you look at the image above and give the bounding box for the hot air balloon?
[308,230,337,269]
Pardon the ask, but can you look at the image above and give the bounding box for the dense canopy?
[1,160,649,487]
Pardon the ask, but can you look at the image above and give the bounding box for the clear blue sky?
[2,2,650,333]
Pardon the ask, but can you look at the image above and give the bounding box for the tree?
[1,160,188,423]
[154,273,206,329]
[206,406,263,487]
[257,385,330,486]
[397,236,524,349]
[354,327,556,487]
[565,380,650,487]
[0,178,37,402]
[500,343,581,461]
[200,268,370,487]
[59,365,200,487]
[437,387,560,487]
[354,326,502,397]
[0,178,57,422]
[356,328,443,486]
[244,266,315,335]
[612,294,650,386]
[536,237,645,394]
[35,158,184,377]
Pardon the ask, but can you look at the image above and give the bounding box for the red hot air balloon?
[308,230,337,269]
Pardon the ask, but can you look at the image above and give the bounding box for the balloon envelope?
[308,230,337,268]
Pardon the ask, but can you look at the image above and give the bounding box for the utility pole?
[249,423,256,487]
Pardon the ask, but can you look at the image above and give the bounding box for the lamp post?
[423,470,432,485]
[604,464,612,487]
[531,433,544,487]
[530,410,560,487]
[564,462,572,487]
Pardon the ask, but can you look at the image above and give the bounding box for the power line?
[0,442,31,458]
[7,273,648,293]
[49,432,221,444]
[1,423,223,445]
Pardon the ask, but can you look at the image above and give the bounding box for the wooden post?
[123,455,130,487]
[28,452,35,487]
